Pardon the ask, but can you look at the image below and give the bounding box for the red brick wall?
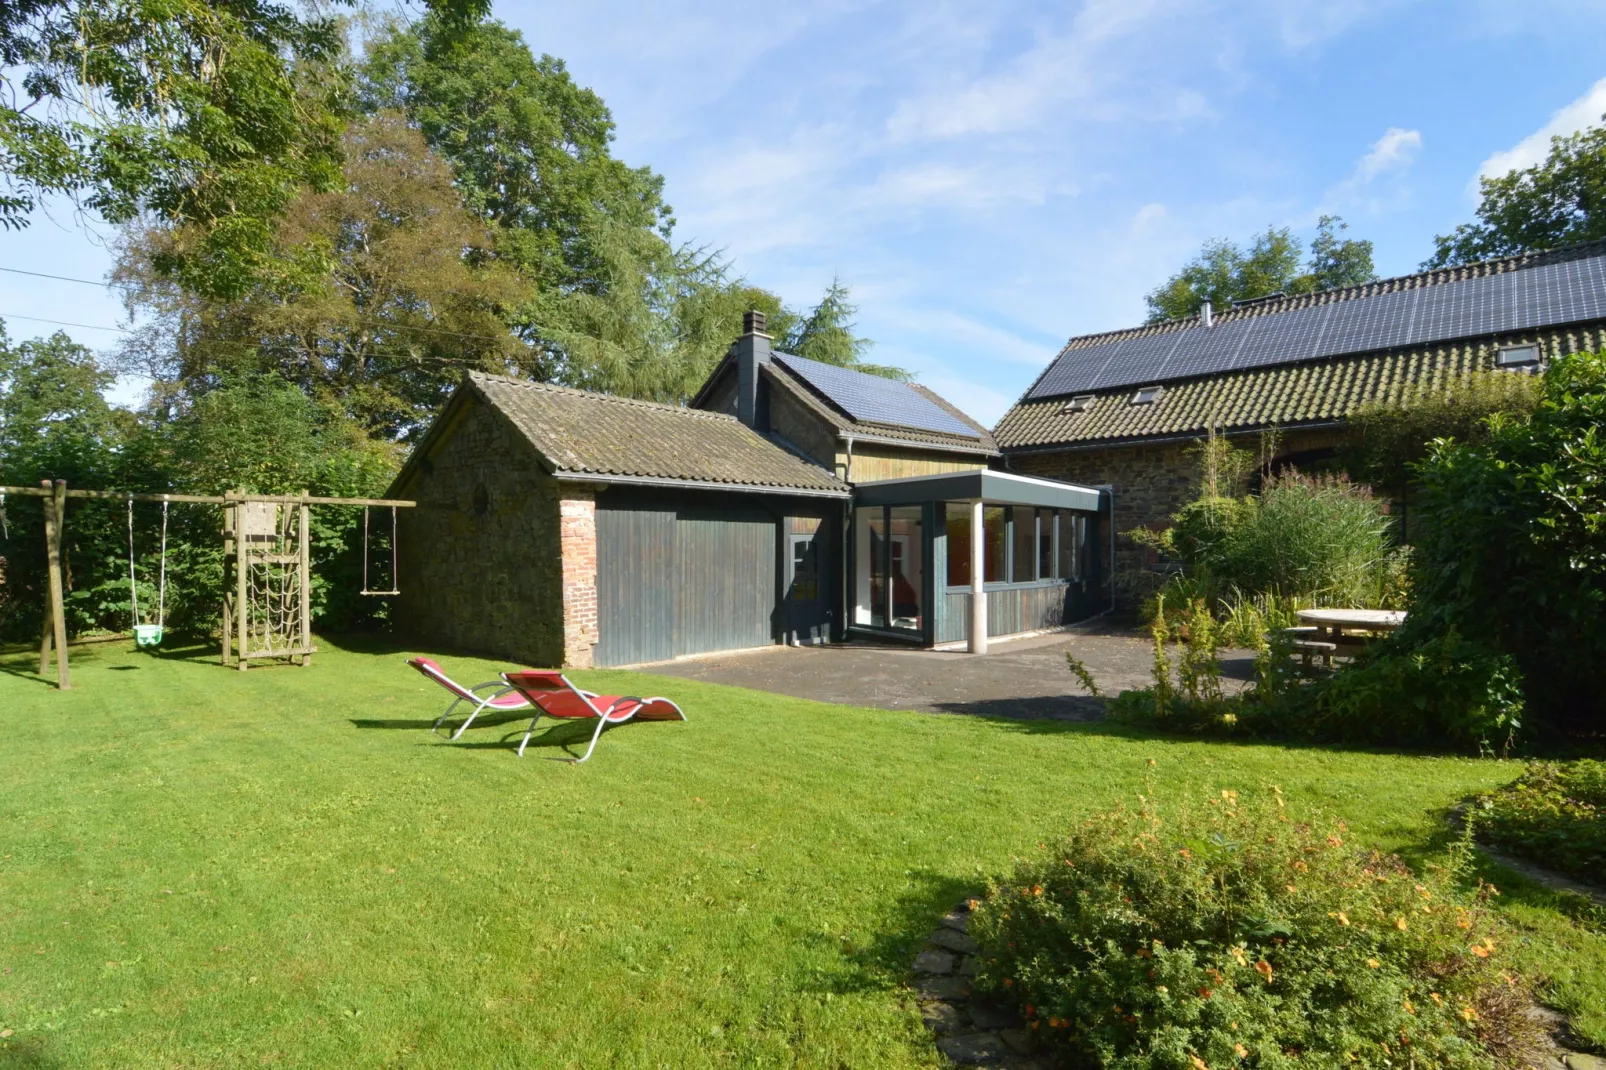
[558,491,599,668]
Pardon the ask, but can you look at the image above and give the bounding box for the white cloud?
[1131,202,1167,233]
[1355,127,1422,180]
[1474,76,1606,189]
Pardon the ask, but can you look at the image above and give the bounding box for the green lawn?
[1,637,1602,1068]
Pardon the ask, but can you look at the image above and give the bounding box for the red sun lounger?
[501,670,686,763]
[408,657,534,740]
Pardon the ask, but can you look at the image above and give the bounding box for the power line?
[0,264,526,348]
[0,310,500,371]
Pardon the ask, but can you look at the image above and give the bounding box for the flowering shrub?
[1475,760,1606,886]
[969,787,1535,1069]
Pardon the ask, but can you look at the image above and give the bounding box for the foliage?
[116,113,532,439]
[1427,114,1606,268]
[1347,370,1542,495]
[1475,760,1606,886]
[1065,652,1103,697]
[1145,216,1377,323]
[0,347,396,641]
[6,643,1605,1062]
[1404,350,1606,733]
[969,788,1533,1069]
[777,276,904,380]
[1311,633,1526,756]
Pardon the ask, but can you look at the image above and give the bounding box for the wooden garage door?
[594,499,777,666]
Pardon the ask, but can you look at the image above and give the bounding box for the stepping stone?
[941,911,970,932]
[929,928,979,954]
[914,949,956,974]
[958,955,981,976]
[967,999,1022,1030]
[916,975,972,1001]
[919,1000,965,1035]
[999,1027,1038,1055]
[1566,1055,1606,1070]
[937,1032,1008,1065]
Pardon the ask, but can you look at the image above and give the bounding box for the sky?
[5,0,1606,425]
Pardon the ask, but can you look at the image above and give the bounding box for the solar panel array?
[1028,251,1606,400]
[774,352,982,439]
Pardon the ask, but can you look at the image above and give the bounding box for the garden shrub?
[1404,350,1606,736]
[1475,760,1606,886]
[969,788,1536,1069]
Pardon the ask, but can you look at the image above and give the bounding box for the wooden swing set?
[1,480,414,690]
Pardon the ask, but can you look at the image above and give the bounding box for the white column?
[969,499,987,654]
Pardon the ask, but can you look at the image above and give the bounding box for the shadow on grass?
[350,710,530,732]
[799,866,981,999]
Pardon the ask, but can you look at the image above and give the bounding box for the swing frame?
[1,482,415,690]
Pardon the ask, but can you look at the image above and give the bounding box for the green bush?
[1475,760,1606,885]
[1225,472,1398,607]
[969,788,1534,1069]
[1405,350,1606,735]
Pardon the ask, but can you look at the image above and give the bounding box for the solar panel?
[1026,246,1606,401]
[773,353,981,439]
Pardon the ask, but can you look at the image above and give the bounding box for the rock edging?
[912,898,1050,1069]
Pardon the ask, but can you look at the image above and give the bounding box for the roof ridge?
[467,371,739,422]
[1046,236,1606,357]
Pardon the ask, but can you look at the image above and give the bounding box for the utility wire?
[0,264,526,347]
[0,310,502,371]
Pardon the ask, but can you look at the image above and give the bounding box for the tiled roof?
[994,325,1602,451]
[466,372,849,494]
[764,359,1000,454]
[1033,238,1606,371]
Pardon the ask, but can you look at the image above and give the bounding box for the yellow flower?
[1367,958,1381,969]
[1395,917,1409,931]
[1460,1006,1479,1022]
[1235,1043,1249,1058]
[1403,999,1416,1015]
[1329,911,1350,926]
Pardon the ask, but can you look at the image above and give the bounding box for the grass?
[1,635,1602,1068]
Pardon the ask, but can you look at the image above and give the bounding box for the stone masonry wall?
[1010,426,1350,603]
[558,491,599,668]
[394,396,566,666]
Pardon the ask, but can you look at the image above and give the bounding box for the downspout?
[1103,484,1116,616]
[844,434,855,484]
[842,435,854,644]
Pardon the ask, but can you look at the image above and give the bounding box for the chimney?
[735,309,772,430]
[1200,300,1213,328]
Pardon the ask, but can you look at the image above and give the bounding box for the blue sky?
[5,0,1606,425]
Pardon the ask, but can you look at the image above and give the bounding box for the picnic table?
[1295,608,1405,649]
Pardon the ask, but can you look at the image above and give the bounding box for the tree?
[1425,117,1606,268]
[0,1,488,297]
[115,113,532,439]
[1145,217,1376,323]
[0,325,126,483]
[780,277,905,379]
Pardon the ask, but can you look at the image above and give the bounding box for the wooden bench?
[1276,626,1337,669]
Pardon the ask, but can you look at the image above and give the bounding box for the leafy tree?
[1426,117,1606,268]
[1403,350,1606,732]
[1145,217,1376,323]
[115,113,532,438]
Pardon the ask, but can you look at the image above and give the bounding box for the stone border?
[911,899,1050,1068]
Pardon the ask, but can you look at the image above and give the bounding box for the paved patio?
[643,621,1256,721]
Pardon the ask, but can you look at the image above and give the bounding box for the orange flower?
[1031,885,1044,897]
[1235,1043,1249,1058]
[1395,917,1409,931]
[1326,834,1344,847]
[1403,999,1416,1016]
[1190,1055,1209,1070]
[1254,960,1274,983]
[1428,992,1443,1007]
[1024,1004,1035,1016]
[1460,1006,1479,1022]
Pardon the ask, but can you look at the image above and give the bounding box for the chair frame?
[407,657,533,740]
[502,671,685,763]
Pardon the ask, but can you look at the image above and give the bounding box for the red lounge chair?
[501,670,686,763]
[408,657,533,740]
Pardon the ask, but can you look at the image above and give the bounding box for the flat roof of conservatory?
[850,469,1104,512]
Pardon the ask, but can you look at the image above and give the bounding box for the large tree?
[1426,116,1606,268]
[0,0,486,298]
[779,277,906,380]
[1145,216,1376,323]
[115,113,532,438]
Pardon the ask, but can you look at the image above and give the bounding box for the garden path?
[643,620,1257,721]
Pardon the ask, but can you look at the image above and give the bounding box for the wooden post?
[235,494,249,671]
[220,498,234,666]
[42,480,71,689]
[38,482,54,677]
[298,496,312,667]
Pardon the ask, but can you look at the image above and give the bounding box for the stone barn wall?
[1008,426,1349,604]
[394,395,570,666]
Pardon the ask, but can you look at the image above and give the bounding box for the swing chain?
[359,503,400,596]
[158,498,168,628]
[126,494,140,625]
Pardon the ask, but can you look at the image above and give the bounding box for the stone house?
[391,313,1107,668]
[993,239,1606,591]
